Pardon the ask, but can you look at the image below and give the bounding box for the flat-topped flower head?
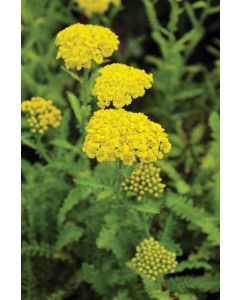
[75,0,121,17]
[122,163,166,201]
[21,97,62,134]
[93,63,153,109]
[55,24,119,70]
[131,237,177,281]
[82,109,171,165]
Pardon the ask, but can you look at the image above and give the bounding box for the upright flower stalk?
[55,23,120,137]
[21,97,61,161]
[54,22,177,282]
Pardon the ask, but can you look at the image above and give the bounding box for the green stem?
[35,135,50,162]
[80,69,90,105]
[116,160,124,196]
[141,213,151,236]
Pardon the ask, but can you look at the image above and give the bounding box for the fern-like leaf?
[22,241,53,258]
[22,258,37,300]
[165,192,219,246]
[143,278,170,300]
[175,261,212,272]
[55,222,84,251]
[58,187,90,225]
[167,274,219,293]
[81,263,108,295]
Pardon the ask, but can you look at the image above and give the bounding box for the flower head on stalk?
[82,109,171,165]
[93,63,153,109]
[55,23,119,70]
[75,0,121,17]
[21,97,62,134]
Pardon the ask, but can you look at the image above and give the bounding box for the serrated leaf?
[165,192,219,246]
[74,177,112,190]
[55,223,84,251]
[175,261,212,272]
[167,274,219,293]
[143,277,170,300]
[58,187,90,225]
[22,241,53,258]
[126,199,162,214]
[82,263,107,295]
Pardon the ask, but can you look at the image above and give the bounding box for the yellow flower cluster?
[75,0,121,17]
[121,163,165,201]
[21,97,62,134]
[93,63,153,109]
[131,238,177,281]
[55,23,119,70]
[82,109,171,165]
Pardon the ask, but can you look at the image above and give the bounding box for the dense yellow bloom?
[82,109,171,165]
[75,0,121,17]
[55,24,119,70]
[21,97,62,134]
[122,163,165,201]
[131,237,177,281]
[93,63,153,109]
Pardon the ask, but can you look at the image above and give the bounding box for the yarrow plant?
[82,109,171,165]
[130,237,177,281]
[75,0,121,17]
[55,23,119,70]
[93,63,153,108]
[21,1,220,299]
[122,163,165,201]
[21,97,62,134]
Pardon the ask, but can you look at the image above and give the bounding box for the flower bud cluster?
[131,237,177,281]
[122,163,165,200]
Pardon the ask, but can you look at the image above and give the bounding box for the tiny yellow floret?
[55,23,119,70]
[93,63,153,109]
[130,237,177,281]
[82,109,171,165]
[21,97,62,134]
[122,163,166,200]
[75,0,121,17]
